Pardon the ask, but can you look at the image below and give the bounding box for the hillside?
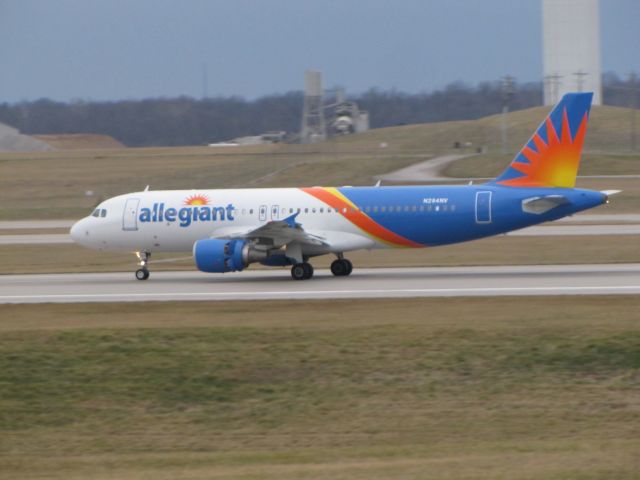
[0,104,637,220]
[328,104,639,155]
[33,134,125,150]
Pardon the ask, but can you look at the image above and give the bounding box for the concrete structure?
[330,101,369,135]
[1,264,639,303]
[300,70,326,143]
[542,0,602,105]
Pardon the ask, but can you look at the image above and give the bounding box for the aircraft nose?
[70,218,89,244]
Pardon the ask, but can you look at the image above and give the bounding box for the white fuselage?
[70,189,378,254]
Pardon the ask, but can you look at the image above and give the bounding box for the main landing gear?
[290,255,353,280]
[135,251,151,281]
[330,258,353,277]
[291,262,314,280]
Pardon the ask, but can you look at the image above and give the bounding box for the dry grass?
[1,104,638,220]
[0,234,638,275]
[1,297,639,479]
[445,153,640,178]
[0,145,422,220]
[331,104,640,155]
[32,133,125,150]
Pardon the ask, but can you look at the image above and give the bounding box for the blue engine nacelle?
[193,239,249,273]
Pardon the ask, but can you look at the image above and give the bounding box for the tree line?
[0,73,636,147]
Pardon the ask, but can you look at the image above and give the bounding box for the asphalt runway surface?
[1,222,640,245]
[1,264,639,304]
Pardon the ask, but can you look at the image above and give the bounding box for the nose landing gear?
[135,251,151,280]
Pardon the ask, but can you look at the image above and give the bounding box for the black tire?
[135,268,150,281]
[331,259,347,276]
[303,262,314,279]
[291,263,313,280]
[291,263,306,280]
[344,259,353,276]
[331,259,352,276]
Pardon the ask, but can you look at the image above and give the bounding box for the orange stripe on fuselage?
[300,187,423,248]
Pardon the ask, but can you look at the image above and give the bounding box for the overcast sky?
[1,0,638,102]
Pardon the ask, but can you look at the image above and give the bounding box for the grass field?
[445,153,640,178]
[1,104,638,220]
[1,234,638,275]
[1,297,639,479]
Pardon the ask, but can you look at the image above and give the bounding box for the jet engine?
[193,239,267,273]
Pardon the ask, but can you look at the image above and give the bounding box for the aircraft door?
[259,205,267,222]
[475,191,492,224]
[122,198,140,231]
[271,205,280,220]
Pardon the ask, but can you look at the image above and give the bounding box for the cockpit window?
[100,209,107,217]
[91,209,100,217]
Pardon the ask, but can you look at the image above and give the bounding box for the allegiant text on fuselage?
[139,203,235,227]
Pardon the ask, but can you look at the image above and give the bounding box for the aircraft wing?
[211,213,328,247]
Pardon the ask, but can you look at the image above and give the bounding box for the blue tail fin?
[491,92,592,188]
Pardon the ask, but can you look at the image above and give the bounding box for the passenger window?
[320,208,324,213]
[411,206,417,212]
[250,209,254,214]
[381,206,387,212]
[305,208,309,213]
[451,205,456,211]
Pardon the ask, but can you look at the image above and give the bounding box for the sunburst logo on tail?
[184,194,210,206]
[498,108,588,188]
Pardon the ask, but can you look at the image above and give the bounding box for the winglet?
[283,212,300,228]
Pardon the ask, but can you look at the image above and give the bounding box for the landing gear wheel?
[331,259,347,276]
[135,268,150,281]
[331,259,353,276]
[303,262,314,279]
[291,262,313,280]
[344,259,353,275]
[135,251,151,281]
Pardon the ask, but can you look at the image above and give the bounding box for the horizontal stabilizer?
[522,195,570,214]
[601,189,622,204]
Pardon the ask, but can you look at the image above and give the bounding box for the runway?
[1,222,640,245]
[1,264,639,304]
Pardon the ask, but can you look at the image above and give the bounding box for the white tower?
[542,0,602,105]
[300,70,326,143]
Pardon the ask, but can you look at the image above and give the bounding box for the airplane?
[70,92,618,281]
